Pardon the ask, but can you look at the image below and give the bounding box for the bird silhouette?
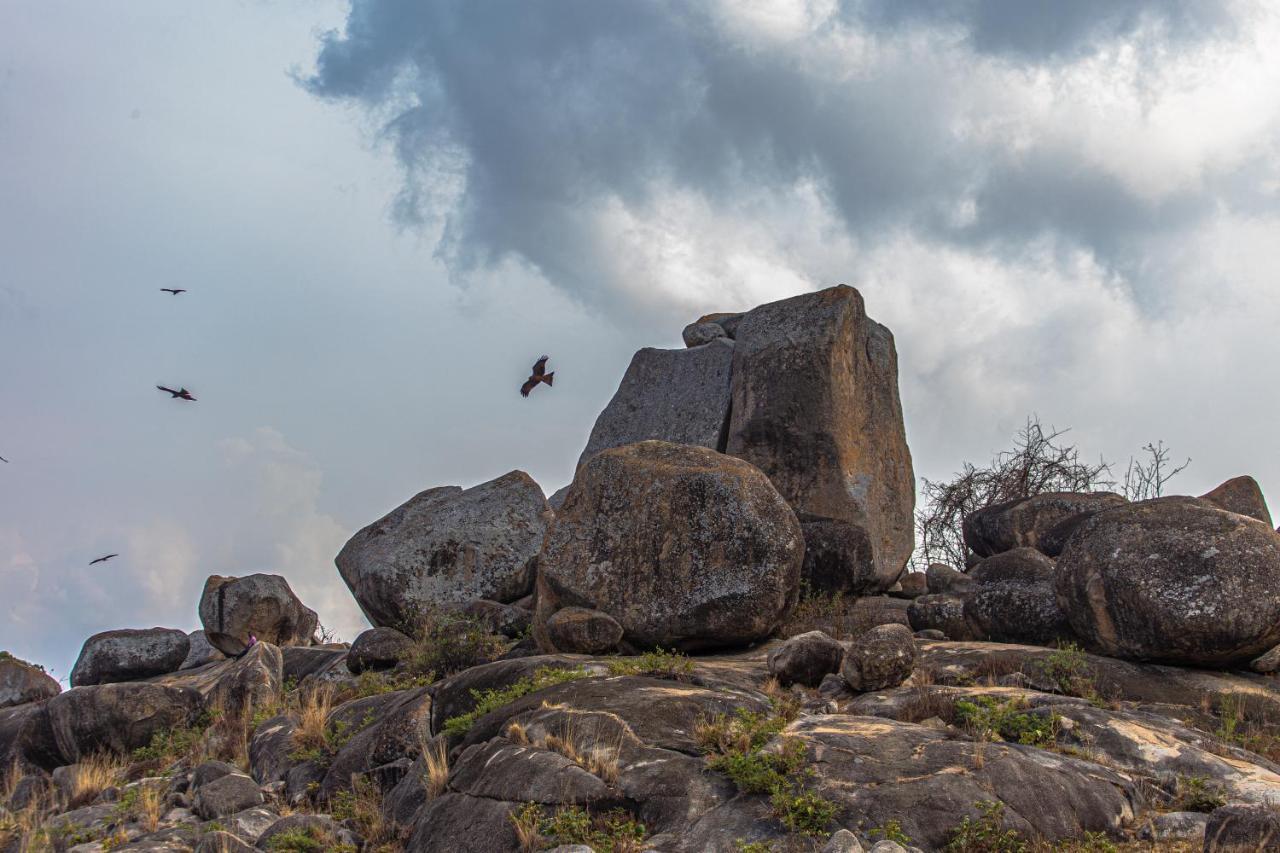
[520,356,554,397]
[156,385,196,401]
[160,288,187,295]
[89,554,118,566]
[0,455,7,463]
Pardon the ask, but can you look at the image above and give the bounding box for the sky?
[2,0,1279,681]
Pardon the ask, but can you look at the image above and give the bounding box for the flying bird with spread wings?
[160,288,187,295]
[157,385,196,401]
[520,356,555,397]
[89,554,118,565]
[0,455,8,463]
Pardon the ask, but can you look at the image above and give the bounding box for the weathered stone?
[681,321,727,347]
[1057,497,1280,666]
[821,829,866,853]
[0,653,59,708]
[925,563,974,595]
[907,594,978,641]
[257,815,358,850]
[841,624,916,692]
[798,513,880,595]
[964,492,1127,558]
[1204,804,1280,852]
[179,631,224,670]
[194,831,256,853]
[1201,475,1273,526]
[1138,811,1208,843]
[347,627,415,675]
[544,607,624,655]
[336,471,551,629]
[46,682,202,762]
[198,573,318,656]
[695,311,744,338]
[406,794,522,853]
[1251,645,1280,674]
[0,701,61,771]
[964,548,1072,645]
[767,631,844,687]
[281,645,347,685]
[726,285,915,588]
[70,628,190,687]
[536,441,803,652]
[208,643,283,718]
[190,760,239,790]
[891,572,929,599]
[576,338,734,469]
[462,599,532,639]
[248,714,297,785]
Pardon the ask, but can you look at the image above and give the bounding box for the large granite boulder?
[964,550,1074,646]
[964,492,1127,558]
[69,627,190,687]
[45,682,202,762]
[725,285,914,589]
[797,513,879,595]
[535,441,803,652]
[198,573,318,656]
[336,471,551,630]
[1201,475,1272,526]
[180,630,225,670]
[1057,497,1280,666]
[0,652,59,708]
[576,338,734,469]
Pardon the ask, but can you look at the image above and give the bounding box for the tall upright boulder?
[1056,497,1280,666]
[576,338,734,468]
[535,441,803,652]
[199,574,318,657]
[725,285,914,589]
[336,471,551,630]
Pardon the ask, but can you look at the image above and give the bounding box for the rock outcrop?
[336,471,551,629]
[46,682,203,762]
[70,627,190,686]
[576,338,734,468]
[180,630,225,670]
[1201,475,1273,526]
[726,285,915,590]
[963,491,1127,558]
[0,652,59,708]
[198,573,318,656]
[1057,497,1280,666]
[535,441,803,652]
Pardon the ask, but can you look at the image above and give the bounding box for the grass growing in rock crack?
[869,818,913,846]
[441,666,589,737]
[329,776,407,850]
[1170,773,1227,812]
[1029,643,1102,704]
[422,737,450,799]
[954,696,1059,747]
[288,709,377,766]
[943,800,1168,853]
[606,648,695,680]
[1213,693,1280,761]
[697,704,837,838]
[509,803,646,853]
[397,605,512,677]
[264,825,358,852]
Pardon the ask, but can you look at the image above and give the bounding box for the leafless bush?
[1122,440,1190,501]
[913,417,1112,569]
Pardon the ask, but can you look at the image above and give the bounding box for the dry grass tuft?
[423,738,450,800]
[505,720,529,745]
[291,686,335,757]
[509,802,543,853]
[65,752,127,808]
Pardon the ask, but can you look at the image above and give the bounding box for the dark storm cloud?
[302,0,1265,320]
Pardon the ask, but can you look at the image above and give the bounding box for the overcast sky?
[3,0,1279,681]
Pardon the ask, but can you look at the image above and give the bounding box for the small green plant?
[131,711,213,763]
[398,606,511,677]
[946,801,1027,852]
[708,740,807,795]
[870,818,913,846]
[289,710,377,765]
[1172,774,1227,813]
[734,841,775,853]
[606,649,695,680]
[770,788,838,836]
[955,696,1058,747]
[510,803,646,852]
[442,667,589,737]
[265,826,357,852]
[695,708,789,756]
[1032,643,1099,701]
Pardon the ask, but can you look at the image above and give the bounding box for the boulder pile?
[5,285,1280,853]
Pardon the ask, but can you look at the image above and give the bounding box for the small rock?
[818,672,852,701]
[195,831,257,853]
[906,594,977,641]
[925,563,973,595]
[463,599,532,638]
[890,572,928,599]
[768,631,845,687]
[964,491,1128,558]
[841,624,916,692]
[681,320,727,347]
[1203,803,1280,852]
[192,772,264,819]
[822,828,866,852]
[914,629,946,641]
[347,627,415,674]
[1139,811,1208,842]
[869,842,908,853]
[1251,644,1280,673]
[180,630,225,670]
[544,607,624,655]
[190,760,239,790]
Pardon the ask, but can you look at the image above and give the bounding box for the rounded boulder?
[198,573,319,656]
[535,441,803,652]
[1056,497,1280,666]
[70,627,190,687]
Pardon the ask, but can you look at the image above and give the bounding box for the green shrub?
[1031,643,1099,701]
[955,696,1058,747]
[442,666,588,737]
[512,803,646,852]
[708,740,807,795]
[606,649,695,680]
[264,826,357,852]
[870,819,912,846]
[946,801,1027,852]
[1173,774,1228,813]
[769,788,837,837]
[400,607,511,677]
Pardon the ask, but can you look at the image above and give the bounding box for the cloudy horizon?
[3,0,1279,681]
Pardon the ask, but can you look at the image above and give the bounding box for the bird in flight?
[0,455,7,463]
[89,554,118,566]
[156,385,197,401]
[160,288,187,295]
[520,356,555,397]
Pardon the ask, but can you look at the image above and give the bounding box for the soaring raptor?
[520,356,555,397]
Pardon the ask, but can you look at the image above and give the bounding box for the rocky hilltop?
[5,285,1280,852]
